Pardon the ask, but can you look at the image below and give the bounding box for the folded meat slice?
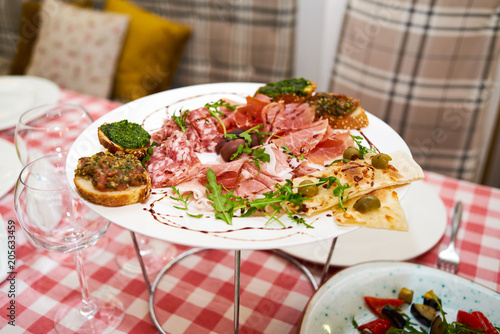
[262,102,315,134]
[147,130,201,187]
[271,119,329,157]
[197,158,249,191]
[306,131,354,165]
[234,96,269,129]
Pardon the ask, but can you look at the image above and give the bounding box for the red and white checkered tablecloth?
[1,90,499,333]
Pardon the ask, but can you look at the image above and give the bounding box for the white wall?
[294,0,348,91]
[293,0,500,186]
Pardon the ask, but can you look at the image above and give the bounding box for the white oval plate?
[0,139,23,198]
[300,261,500,333]
[0,76,61,130]
[67,82,412,250]
[279,181,447,266]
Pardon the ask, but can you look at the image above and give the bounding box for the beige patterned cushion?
[26,0,129,98]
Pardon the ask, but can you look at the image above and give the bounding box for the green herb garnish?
[281,145,304,160]
[172,109,190,132]
[141,141,159,168]
[351,134,376,158]
[317,176,351,211]
[205,99,238,135]
[170,186,203,218]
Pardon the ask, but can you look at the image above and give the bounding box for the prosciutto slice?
[197,158,249,191]
[234,96,269,129]
[306,131,354,165]
[271,119,329,157]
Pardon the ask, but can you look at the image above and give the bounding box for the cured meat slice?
[234,96,269,129]
[187,107,223,153]
[262,102,315,134]
[197,158,249,191]
[306,131,354,165]
[259,145,292,180]
[271,119,329,157]
[147,130,201,187]
[292,162,320,178]
[234,162,278,198]
[151,117,180,143]
[273,103,315,134]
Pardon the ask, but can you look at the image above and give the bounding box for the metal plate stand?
[130,231,321,334]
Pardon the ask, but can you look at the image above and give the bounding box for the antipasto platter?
[67,81,420,250]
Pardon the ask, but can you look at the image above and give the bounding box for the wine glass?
[14,153,124,333]
[14,103,108,262]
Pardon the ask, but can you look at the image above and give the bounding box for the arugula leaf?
[281,145,304,160]
[205,99,238,135]
[316,176,351,212]
[327,158,349,167]
[141,141,159,168]
[172,109,190,132]
[205,169,244,225]
[169,186,203,218]
[351,134,377,158]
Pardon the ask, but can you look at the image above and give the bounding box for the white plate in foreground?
[0,139,23,198]
[300,261,500,333]
[67,82,412,250]
[279,181,447,266]
[0,75,61,130]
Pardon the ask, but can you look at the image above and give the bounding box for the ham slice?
[306,131,354,165]
[262,102,315,134]
[271,119,329,157]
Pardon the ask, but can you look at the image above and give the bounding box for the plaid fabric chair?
[329,0,500,182]
[135,0,297,88]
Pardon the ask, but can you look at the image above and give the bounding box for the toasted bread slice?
[309,93,369,129]
[74,152,152,207]
[256,78,317,103]
[74,175,151,207]
[324,105,369,129]
[98,126,149,160]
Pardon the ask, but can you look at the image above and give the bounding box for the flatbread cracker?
[287,150,423,215]
[333,187,408,231]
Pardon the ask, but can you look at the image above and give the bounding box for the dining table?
[0,88,499,334]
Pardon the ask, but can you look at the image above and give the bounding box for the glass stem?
[73,250,98,318]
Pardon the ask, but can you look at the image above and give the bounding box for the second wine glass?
[14,153,124,333]
[14,103,108,263]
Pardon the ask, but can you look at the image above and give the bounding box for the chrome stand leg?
[147,248,318,333]
[320,237,338,286]
[234,250,241,334]
[130,231,151,294]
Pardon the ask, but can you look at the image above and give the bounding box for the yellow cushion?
[105,0,191,101]
[9,1,93,75]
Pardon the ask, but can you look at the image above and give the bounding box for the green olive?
[343,146,360,160]
[371,153,392,169]
[353,195,381,213]
[298,180,318,197]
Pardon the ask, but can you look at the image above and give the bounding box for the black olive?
[371,153,392,169]
[297,180,318,197]
[228,129,246,135]
[215,137,230,154]
[343,146,360,160]
[353,195,381,213]
[220,139,245,162]
[249,132,261,147]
